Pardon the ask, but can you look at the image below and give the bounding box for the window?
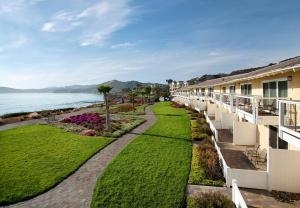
[222,87,226,93]
[229,86,235,94]
[208,87,214,97]
[278,81,288,98]
[241,84,252,95]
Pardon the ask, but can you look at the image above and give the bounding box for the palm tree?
[128,89,137,112]
[140,90,147,105]
[144,86,151,104]
[97,85,112,131]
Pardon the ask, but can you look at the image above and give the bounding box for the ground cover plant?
[187,192,235,208]
[62,113,105,132]
[0,125,113,205]
[57,111,145,138]
[91,102,192,208]
[188,109,224,186]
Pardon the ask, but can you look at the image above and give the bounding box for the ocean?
[0,93,103,116]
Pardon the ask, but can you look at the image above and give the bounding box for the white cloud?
[0,0,44,15]
[208,51,220,56]
[110,42,135,49]
[0,35,28,52]
[41,0,134,46]
[41,22,56,32]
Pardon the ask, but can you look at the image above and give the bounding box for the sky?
[0,0,300,89]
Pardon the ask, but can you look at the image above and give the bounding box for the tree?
[121,87,130,103]
[97,85,112,131]
[153,85,161,102]
[144,86,152,104]
[128,89,138,112]
[166,79,173,84]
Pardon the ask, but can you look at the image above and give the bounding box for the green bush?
[197,118,206,124]
[187,192,235,208]
[192,133,209,141]
[198,138,224,181]
[199,125,212,135]
[191,120,200,128]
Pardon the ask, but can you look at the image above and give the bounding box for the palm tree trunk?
[105,94,110,131]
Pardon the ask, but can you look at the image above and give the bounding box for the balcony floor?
[217,129,257,170]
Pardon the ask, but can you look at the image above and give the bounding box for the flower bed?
[187,107,224,186]
[62,113,105,132]
[187,192,234,208]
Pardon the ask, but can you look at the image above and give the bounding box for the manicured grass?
[0,125,113,205]
[91,102,192,208]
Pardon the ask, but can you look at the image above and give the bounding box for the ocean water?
[0,93,103,116]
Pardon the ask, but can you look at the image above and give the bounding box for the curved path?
[4,107,156,208]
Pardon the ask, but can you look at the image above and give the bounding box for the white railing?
[211,135,230,186]
[235,95,259,123]
[278,100,300,148]
[232,179,248,208]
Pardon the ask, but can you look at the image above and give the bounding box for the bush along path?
[91,102,192,208]
[3,106,156,208]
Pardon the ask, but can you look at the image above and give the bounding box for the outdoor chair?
[254,150,267,167]
[245,144,260,158]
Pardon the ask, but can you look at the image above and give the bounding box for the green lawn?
[91,102,192,208]
[0,125,113,205]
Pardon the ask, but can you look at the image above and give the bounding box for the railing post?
[232,179,237,202]
[294,104,297,131]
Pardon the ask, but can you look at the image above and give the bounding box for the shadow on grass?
[129,132,191,142]
[150,113,183,117]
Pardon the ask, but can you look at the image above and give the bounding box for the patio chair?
[267,99,277,114]
[245,144,260,158]
[254,150,267,166]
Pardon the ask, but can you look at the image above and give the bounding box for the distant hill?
[187,63,275,85]
[0,80,163,94]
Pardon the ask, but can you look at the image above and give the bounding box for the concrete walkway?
[4,107,155,208]
[0,107,100,131]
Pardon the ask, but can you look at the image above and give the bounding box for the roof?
[180,56,300,90]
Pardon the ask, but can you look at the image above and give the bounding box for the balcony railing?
[256,97,283,116]
[278,100,300,147]
[279,100,300,132]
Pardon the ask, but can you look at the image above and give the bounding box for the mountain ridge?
[0,80,163,94]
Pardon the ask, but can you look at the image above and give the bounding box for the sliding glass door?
[262,80,288,114]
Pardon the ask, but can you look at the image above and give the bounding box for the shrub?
[187,192,235,208]
[171,102,185,108]
[61,113,105,132]
[199,125,212,135]
[79,129,96,136]
[192,133,209,141]
[197,118,206,124]
[117,103,134,112]
[191,120,200,128]
[198,138,224,181]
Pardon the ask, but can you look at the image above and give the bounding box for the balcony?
[279,100,300,148]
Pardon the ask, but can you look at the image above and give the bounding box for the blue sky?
[0,0,300,88]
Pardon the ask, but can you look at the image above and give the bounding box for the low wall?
[233,120,256,145]
[257,124,269,151]
[221,112,237,129]
[207,103,217,117]
[232,179,248,208]
[230,169,268,190]
[269,148,300,193]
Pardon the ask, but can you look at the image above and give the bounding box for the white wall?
[221,112,237,129]
[257,125,269,151]
[233,120,256,145]
[207,103,217,117]
[230,169,268,190]
[269,148,300,193]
